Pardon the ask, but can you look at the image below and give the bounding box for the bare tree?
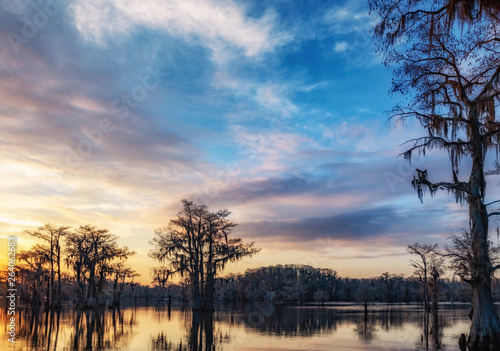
[408,243,438,311]
[355,280,377,314]
[151,265,171,301]
[429,253,445,313]
[371,0,500,346]
[111,263,139,308]
[149,200,260,310]
[443,229,500,315]
[24,223,71,308]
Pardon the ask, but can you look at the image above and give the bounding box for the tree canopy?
[150,200,260,310]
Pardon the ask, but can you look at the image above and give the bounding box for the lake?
[0,301,479,350]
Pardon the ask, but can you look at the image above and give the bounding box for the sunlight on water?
[0,302,475,350]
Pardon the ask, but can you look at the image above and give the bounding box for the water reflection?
[353,314,375,342]
[242,304,339,336]
[0,303,483,350]
[151,312,230,351]
[416,312,444,351]
[2,305,137,350]
[72,308,136,350]
[18,307,58,349]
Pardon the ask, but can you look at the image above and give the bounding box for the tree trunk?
[199,246,205,309]
[50,241,55,308]
[45,275,50,308]
[112,276,118,307]
[204,238,215,310]
[423,270,430,312]
[467,113,500,348]
[423,311,429,351]
[204,312,214,349]
[192,232,202,310]
[31,273,42,306]
[204,271,215,310]
[56,244,62,308]
[75,261,83,306]
[432,310,441,349]
[87,263,96,306]
[468,280,500,348]
[192,271,203,310]
[431,269,439,313]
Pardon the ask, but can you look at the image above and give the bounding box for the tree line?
[209,265,500,306]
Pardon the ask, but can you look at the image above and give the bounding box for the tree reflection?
[76,308,136,350]
[46,309,61,350]
[151,312,228,351]
[0,303,480,350]
[69,307,136,350]
[16,306,59,349]
[430,312,442,350]
[151,332,180,350]
[188,312,214,351]
[417,311,445,351]
[354,314,376,342]
[4,304,137,350]
[242,304,339,336]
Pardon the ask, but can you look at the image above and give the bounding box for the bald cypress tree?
[24,223,71,308]
[150,200,260,310]
[370,0,500,347]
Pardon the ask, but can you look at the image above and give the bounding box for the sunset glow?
[2,0,497,286]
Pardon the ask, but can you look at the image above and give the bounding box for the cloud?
[323,0,371,33]
[0,6,217,248]
[211,73,300,122]
[237,206,440,243]
[322,0,379,67]
[69,0,289,60]
[334,41,348,53]
[254,85,298,117]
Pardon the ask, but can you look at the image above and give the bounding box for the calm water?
[0,301,479,350]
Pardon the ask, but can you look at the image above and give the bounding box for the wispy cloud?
[70,0,289,61]
[323,0,378,66]
[334,41,348,53]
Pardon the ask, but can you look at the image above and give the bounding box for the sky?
[1,0,499,285]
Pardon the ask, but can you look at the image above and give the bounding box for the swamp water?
[0,302,484,350]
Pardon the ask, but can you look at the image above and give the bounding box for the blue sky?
[1,0,494,283]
